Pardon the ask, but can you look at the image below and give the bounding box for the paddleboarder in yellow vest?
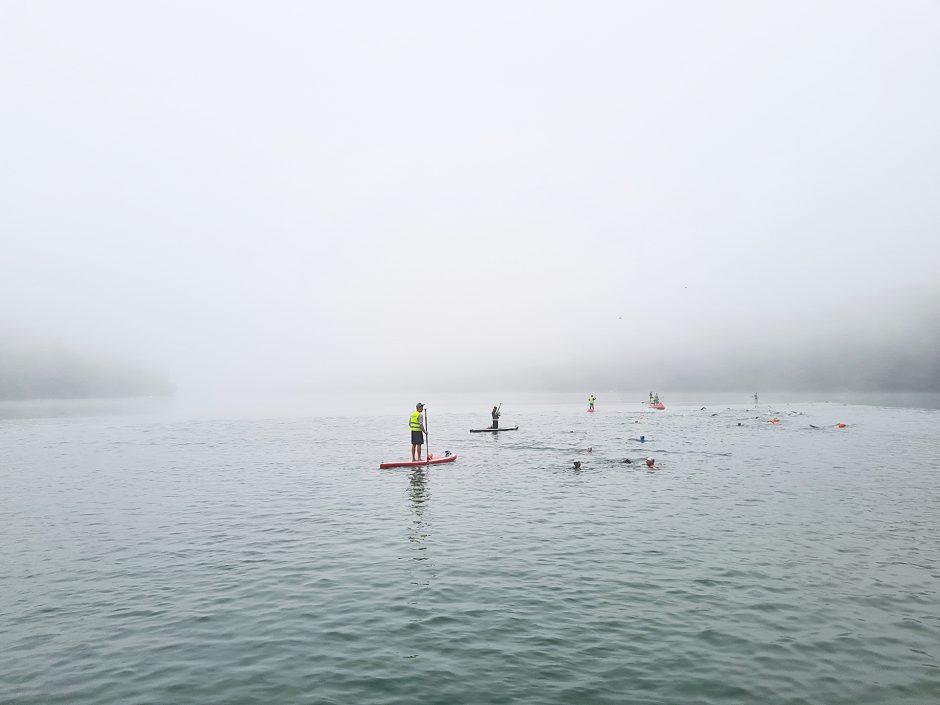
[588,394,596,411]
[410,403,427,461]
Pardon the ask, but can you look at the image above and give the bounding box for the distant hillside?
[0,336,172,400]
[512,294,940,395]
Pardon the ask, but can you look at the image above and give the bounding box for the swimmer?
[621,458,633,464]
[629,435,646,443]
[573,461,582,470]
[645,457,656,469]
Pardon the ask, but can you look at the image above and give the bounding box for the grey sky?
[2,1,938,394]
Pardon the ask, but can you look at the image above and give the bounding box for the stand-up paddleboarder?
[410,403,427,461]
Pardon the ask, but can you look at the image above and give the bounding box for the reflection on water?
[407,467,430,553]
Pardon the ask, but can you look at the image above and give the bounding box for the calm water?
[2,396,939,704]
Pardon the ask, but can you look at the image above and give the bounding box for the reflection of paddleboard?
[379,454,457,469]
[470,427,519,433]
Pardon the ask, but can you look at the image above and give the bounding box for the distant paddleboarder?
[754,392,759,405]
[588,394,596,411]
[410,403,427,461]
[491,404,501,429]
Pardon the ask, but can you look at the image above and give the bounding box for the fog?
[2,2,938,399]
[0,329,171,399]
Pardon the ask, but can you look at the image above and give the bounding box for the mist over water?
[2,3,940,703]
[2,2,939,399]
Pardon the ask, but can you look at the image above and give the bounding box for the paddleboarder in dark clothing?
[491,405,500,429]
[410,403,426,461]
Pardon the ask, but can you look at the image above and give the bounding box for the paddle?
[424,405,430,465]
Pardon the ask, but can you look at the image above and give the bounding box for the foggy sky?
[2,1,938,397]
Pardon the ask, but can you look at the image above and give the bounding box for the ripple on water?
[1,403,940,704]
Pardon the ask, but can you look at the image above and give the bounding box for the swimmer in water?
[573,461,582,470]
[645,457,656,469]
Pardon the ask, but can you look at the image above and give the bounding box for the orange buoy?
[835,423,846,428]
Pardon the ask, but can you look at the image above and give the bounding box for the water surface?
[2,397,939,704]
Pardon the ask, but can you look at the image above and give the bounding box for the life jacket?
[410,411,422,431]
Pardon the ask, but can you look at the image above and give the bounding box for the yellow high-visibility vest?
[410,411,422,431]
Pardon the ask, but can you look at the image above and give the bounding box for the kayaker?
[588,394,596,411]
[491,405,500,429]
[410,403,427,461]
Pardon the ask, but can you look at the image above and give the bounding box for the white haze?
[1,1,938,397]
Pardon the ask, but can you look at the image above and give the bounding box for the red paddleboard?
[379,454,458,469]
